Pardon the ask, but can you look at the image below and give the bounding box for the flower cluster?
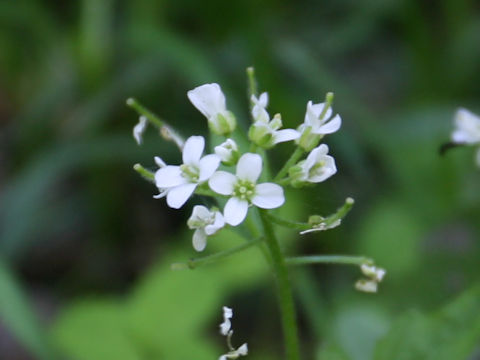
[450,108,480,166]
[218,306,248,360]
[355,263,386,293]
[134,82,341,252]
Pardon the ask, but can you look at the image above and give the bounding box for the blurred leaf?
[0,259,55,360]
[374,284,480,359]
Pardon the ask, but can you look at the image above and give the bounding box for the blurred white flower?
[218,306,248,360]
[451,108,480,144]
[355,279,378,293]
[133,116,148,145]
[209,153,285,226]
[248,93,299,148]
[215,139,240,166]
[219,306,233,336]
[361,264,386,282]
[187,206,224,252]
[154,136,220,209]
[188,83,236,135]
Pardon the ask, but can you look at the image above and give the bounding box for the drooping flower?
[209,153,285,226]
[188,83,236,135]
[154,136,220,209]
[289,144,337,187]
[248,93,299,149]
[215,138,240,166]
[355,279,378,293]
[133,116,148,145]
[361,263,386,282]
[187,205,225,251]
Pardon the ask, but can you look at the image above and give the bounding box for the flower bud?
[248,123,275,148]
[215,139,240,166]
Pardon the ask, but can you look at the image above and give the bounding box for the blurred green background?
[1,0,480,359]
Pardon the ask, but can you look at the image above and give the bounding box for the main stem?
[259,209,300,360]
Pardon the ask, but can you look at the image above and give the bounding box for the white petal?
[273,129,300,144]
[182,136,205,165]
[452,108,480,144]
[155,166,185,187]
[237,344,248,355]
[198,154,221,182]
[305,101,332,124]
[205,212,224,235]
[133,116,148,145]
[166,183,197,209]
[236,153,262,182]
[308,155,337,183]
[192,229,207,251]
[154,156,166,168]
[316,114,341,134]
[209,171,236,195]
[224,197,249,226]
[251,183,285,209]
[187,83,226,119]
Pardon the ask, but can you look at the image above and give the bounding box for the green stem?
[133,163,155,183]
[194,187,220,197]
[259,209,300,360]
[171,237,264,270]
[286,255,372,267]
[274,147,304,182]
[266,214,309,231]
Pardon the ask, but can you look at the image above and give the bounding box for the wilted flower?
[154,136,220,209]
[209,153,285,226]
[218,306,248,360]
[188,83,236,135]
[133,116,148,145]
[187,205,224,251]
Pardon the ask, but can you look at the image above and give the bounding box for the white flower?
[188,83,236,135]
[361,264,386,282]
[215,139,239,165]
[187,206,224,251]
[355,279,378,293]
[219,306,233,336]
[295,144,337,183]
[219,344,248,360]
[209,153,285,226]
[299,100,342,135]
[451,108,480,144]
[248,93,299,148]
[154,136,220,209]
[133,116,148,145]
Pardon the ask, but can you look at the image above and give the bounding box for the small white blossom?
[295,144,337,183]
[451,108,480,144]
[361,264,386,282]
[154,136,220,209]
[299,100,342,136]
[355,279,378,293]
[133,116,148,145]
[215,139,239,165]
[209,153,285,226]
[219,306,233,336]
[248,93,299,148]
[187,206,224,252]
[188,83,236,135]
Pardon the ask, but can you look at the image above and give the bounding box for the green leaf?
[374,285,480,360]
[0,259,55,360]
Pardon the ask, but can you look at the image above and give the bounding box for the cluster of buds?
[218,306,248,360]
[355,263,387,293]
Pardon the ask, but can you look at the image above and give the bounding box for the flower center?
[180,164,200,182]
[233,179,255,201]
[309,161,326,178]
